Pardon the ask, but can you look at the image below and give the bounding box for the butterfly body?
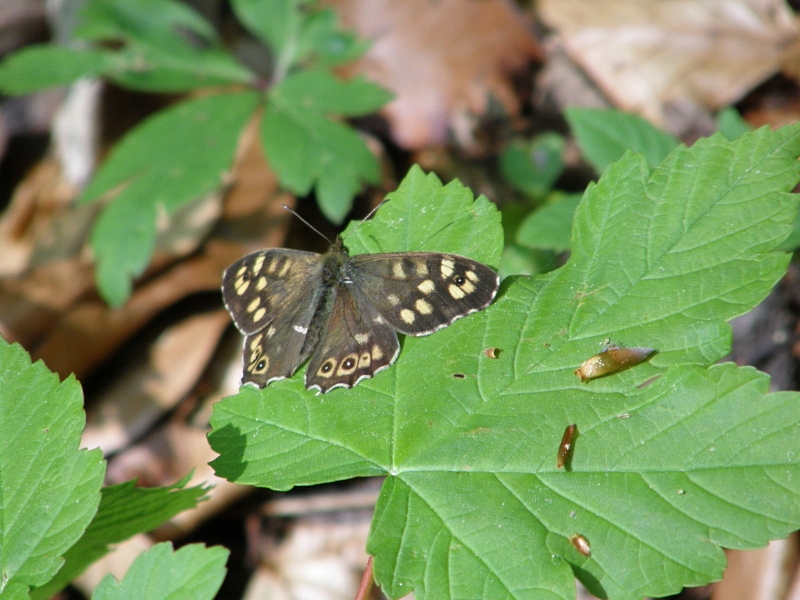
[222,236,498,393]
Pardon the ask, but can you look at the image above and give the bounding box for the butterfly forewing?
[349,253,499,336]
[222,249,325,386]
[222,249,323,335]
[305,284,400,392]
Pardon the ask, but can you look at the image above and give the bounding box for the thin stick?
[354,556,374,600]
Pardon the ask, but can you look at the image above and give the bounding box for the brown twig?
[355,555,374,600]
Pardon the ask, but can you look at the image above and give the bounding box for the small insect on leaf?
[575,347,657,382]
[484,347,500,359]
[556,423,577,469]
[570,534,591,557]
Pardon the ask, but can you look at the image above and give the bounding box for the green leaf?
[232,0,366,78]
[0,339,105,595]
[566,107,680,172]
[31,479,208,599]
[0,46,115,94]
[516,192,582,252]
[81,91,259,307]
[717,107,753,141]
[231,0,304,64]
[210,126,800,599]
[91,543,228,600]
[75,0,253,92]
[500,133,566,198]
[296,8,369,67]
[261,71,391,223]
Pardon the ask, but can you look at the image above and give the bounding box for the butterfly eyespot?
[256,359,266,370]
[454,274,465,285]
[321,362,333,373]
[343,358,355,369]
[242,271,250,281]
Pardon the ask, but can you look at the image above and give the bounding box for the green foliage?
[717,106,752,141]
[500,133,566,199]
[231,0,367,76]
[0,0,390,306]
[92,543,228,600]
[0,46,116,94]
[0,341,105,597]
[209,125,800,600]
[566,107,680,172]
[79,91,260,307]
[31,479,209,599]
[262,70,393,223]
[516,192,582,252]
[0,337,214,597]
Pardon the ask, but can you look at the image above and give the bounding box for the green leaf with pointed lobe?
[81,91,259,306]
[92,543,228,600]
[210,126,800,600]
[0,340,105,597]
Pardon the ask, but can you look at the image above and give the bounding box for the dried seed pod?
[556,423,577,469]
[569,534,591,557]
[576,347,657,382]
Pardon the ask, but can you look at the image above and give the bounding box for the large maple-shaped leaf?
[210,125,800,600]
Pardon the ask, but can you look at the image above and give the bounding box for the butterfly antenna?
[281,204,332,244]
[342,199,389,241]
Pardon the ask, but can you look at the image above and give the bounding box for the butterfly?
[221,236,499,393]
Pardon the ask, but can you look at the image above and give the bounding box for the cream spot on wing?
[247,297,261,313]
[374,315,385,324]
[293,324,308,334]
[440,258,455,278]
[460,280,476,294]
[235,278,250,295]
[392,261,406,278]
[415,262,429,276]
[278,259,291,277]
[371,345,384,360]
[449,284,466,299]
[253,255,265,273]
[387,294,400,306]
[358,352,371,368]
[354,333,369,345]
[415,299,433,314]
[400,308,415,324]
[266,325,277,339]
[267,259,278,274]
[418,279,435,295]
[256,276,267,291]
[253,307,267,322]
[318,358,337,377]
[465,270,479,282]
[336,354,359,375]
[236,265,247,277]
[249,334,263,350]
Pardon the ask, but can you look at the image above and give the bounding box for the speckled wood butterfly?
[222,236,499,393]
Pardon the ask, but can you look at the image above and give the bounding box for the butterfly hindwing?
[304,283,400,393]
[349,252,499,336]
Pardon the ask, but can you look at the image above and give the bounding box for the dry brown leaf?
[713,538,799,600]
[539,0,800,128]
[0,158,84,276]
[243,488,380,600]
[81,309,230,455]
[331,0,542,151]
